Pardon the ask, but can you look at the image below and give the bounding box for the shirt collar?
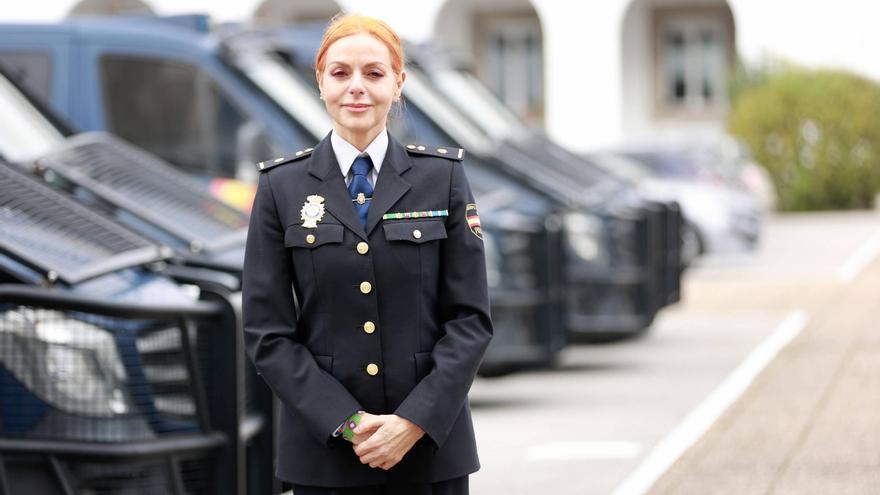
[331,128,388,178]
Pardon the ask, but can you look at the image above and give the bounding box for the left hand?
[352,414,425,470]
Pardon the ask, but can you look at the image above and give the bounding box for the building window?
[653,6,733,118]
[479,15,544,126]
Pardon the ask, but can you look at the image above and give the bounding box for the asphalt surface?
[469,210,880,495]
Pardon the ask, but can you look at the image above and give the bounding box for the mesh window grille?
[41,135,249,253]
[0,162,158,284]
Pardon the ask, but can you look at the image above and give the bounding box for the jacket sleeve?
[394,160,493,448]
[242,171,362,446]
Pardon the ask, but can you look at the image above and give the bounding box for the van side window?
[0,52,53,104]
[100,55,271,179]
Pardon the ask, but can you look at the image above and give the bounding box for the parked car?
[587,145,766,265]
[0,15,569,374]
[689,136,777,211]
[228,24,679,340]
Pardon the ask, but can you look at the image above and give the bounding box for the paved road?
[469,210,880,495]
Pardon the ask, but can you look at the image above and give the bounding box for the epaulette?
[405,144,465,161]
[257,147,315,172]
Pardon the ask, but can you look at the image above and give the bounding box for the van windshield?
[432,68,530,141]
[0,74,65,161]
[233,50,333,139]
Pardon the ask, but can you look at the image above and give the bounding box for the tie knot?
[351,154,372,177]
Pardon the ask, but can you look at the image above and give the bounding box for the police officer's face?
[318,33,405,146]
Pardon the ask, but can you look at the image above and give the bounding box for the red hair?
[315,13,405,77]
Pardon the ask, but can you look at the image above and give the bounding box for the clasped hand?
[351,413,425,470]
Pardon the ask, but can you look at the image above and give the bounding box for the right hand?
[350,412,383,445]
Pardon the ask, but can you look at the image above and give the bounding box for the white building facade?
[5,0,880,151]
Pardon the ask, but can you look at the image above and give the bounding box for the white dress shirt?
[330,128,388,187]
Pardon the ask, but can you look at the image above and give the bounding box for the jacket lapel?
[308,135,369,241]
[365,136,412,236]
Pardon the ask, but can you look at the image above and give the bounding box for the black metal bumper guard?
[662,202,684,305]
[479,223,567,376]
[0,284,249,495]
[158,265,277,495]
[565,210,658,338]
[643,202,670,318]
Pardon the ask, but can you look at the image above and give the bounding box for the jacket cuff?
[394,400,459,450]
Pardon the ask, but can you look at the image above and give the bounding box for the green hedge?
[728,67,880,210]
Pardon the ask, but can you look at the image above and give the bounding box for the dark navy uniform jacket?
[242,132,493,487]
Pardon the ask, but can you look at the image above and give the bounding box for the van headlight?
[0,308,133,417]
[564,212,605,262]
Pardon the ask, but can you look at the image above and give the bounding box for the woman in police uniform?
[242,13,492,495]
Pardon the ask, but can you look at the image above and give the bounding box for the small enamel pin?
[300,195,326,228]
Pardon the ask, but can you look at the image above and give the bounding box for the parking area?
[469,210,880,495]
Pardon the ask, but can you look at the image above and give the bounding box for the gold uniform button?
[357,242,369,255]
[363,321,376,334]
[412,229,422,239]
[366,363,379,376]
[360,281,372,294]
[306,234,316,244]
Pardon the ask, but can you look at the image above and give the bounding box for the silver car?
[587,142,768,265]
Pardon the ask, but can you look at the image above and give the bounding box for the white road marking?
[526,441,641,461]
[611,310,809,495]
[836,231,880,282]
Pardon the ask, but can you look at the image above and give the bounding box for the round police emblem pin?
[300,195,326,228]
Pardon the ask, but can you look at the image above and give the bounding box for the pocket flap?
[285,223,344,248]
[383,220,447,244]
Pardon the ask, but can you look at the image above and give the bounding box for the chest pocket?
[284,223,345,289]
[382,220,447,244]
[382,220,447,275]
[284,223,344,248]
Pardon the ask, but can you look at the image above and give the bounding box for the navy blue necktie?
[348,154,373,230]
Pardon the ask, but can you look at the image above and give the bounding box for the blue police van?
[0,66,278,495]
[0,158,237,493]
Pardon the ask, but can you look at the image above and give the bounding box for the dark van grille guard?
[0,285,224,494]
[0,306,199,442]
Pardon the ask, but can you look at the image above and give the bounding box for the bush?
[728,67,880,210]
